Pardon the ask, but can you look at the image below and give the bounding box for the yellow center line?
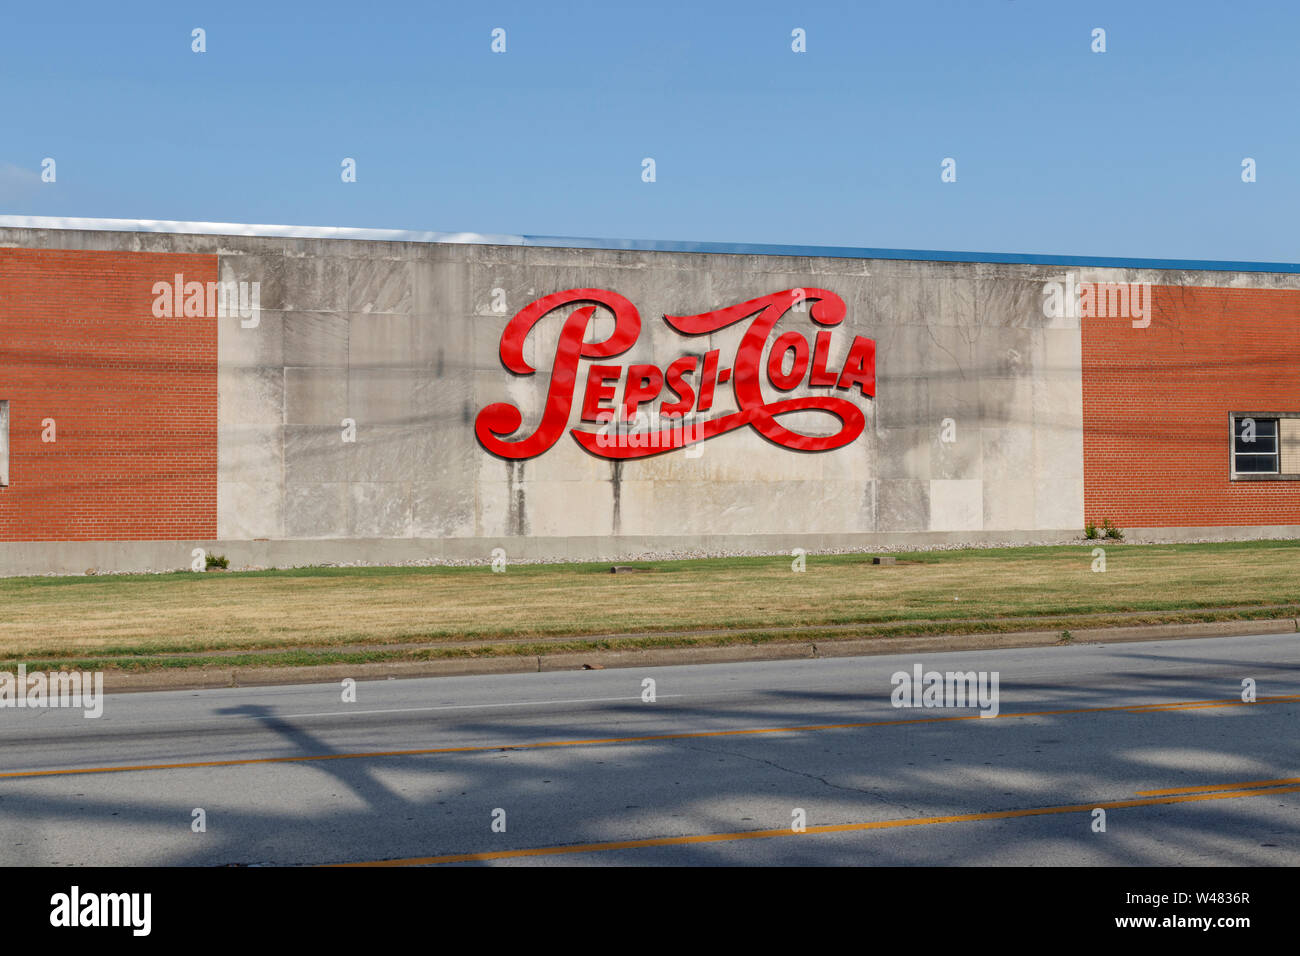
[1136,775,1300,796]
[1124,699,1280,713]
[0,693,1294,781]
[329,781,1300,866]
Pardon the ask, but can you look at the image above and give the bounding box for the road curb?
[94,616,1299,693]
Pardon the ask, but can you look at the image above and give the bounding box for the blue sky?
[2,1,1297,261]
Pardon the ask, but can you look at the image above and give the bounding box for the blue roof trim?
[1,215,1297,274]
[518,234,1300,274]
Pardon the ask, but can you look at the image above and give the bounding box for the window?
[0,400,7,487]
[1232,416,1278,473]
[1231,414,1300,479]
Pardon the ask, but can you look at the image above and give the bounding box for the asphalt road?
[1,634,1297,866]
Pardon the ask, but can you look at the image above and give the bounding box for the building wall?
[211,241,1084,544]
[1082,284,1300,526]
[0,224,1298,573]
[0,247,217,541]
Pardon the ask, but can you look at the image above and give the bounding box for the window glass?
[1235,454,1277,473]
[1234,417,1279,474]
[1235,434,1277,454]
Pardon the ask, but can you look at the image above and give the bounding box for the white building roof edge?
[3,214,1299,274]
[0,214,521,245]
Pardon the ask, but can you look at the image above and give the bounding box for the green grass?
[2,539,1299,672]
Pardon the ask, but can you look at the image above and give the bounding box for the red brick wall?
[1082,284,1300,527]
[0,248,217,541]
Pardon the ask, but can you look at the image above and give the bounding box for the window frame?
[1229,411,1299,480]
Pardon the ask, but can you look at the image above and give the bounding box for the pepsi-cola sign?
[476,288,875,460]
